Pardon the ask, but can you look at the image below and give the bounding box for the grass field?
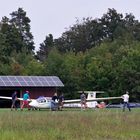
[0,108,139,140]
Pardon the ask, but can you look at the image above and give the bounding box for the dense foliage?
[0,8,139,101]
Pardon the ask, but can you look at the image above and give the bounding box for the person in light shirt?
[21,91,30,111]
[122,91,131,112]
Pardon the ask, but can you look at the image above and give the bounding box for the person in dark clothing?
[58,93,64,110]
[80,92,87,110]
[52,93,58,102]
[11,91,18,111]
[51,93,58,110]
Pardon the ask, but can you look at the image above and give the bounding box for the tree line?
[0,8,139,101]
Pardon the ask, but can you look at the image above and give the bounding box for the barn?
[0,76,64,108]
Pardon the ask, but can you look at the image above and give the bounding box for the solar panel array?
[0,76,64,87]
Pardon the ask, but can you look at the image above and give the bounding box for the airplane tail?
[86,91,104,100]
[86,91,104,108]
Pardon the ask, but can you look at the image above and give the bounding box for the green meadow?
[0,108,139,140]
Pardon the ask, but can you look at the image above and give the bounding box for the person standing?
[58,93,64,110]
[21,91,30,110]
[122,91,131,112]
[11,91,18,111]
[52,93,58,102]
[80,92,87,110]
[51,93,58,110]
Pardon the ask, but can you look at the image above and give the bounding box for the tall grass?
[0,108,139,140]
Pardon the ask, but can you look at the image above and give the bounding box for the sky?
[0,0,139,51]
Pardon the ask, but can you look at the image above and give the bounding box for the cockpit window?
[36,96,46,103]
[91,94,93,97]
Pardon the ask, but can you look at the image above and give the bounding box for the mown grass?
[0,108,139,140]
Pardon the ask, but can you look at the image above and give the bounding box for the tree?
[100,8,124,41]
[36,34,54,61]
[124,13,140,41]
[55,18,104,53]
[10,8,35,53]
[0,8,36,75]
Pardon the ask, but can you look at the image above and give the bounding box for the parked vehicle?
[106,103,140,108]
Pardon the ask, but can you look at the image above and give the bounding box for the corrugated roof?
[0,76,64,87]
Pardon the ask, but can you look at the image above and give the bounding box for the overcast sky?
[0,0,139,51]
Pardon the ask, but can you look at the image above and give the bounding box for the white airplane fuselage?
[29,98,52,109]
[29,91,102,109]
[63,101,98,108]
[29,99,97,109]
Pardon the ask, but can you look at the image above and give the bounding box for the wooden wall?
[21,87,57,99]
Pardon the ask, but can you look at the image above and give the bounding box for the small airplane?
[63,91,121,108]
[0,91,122,110]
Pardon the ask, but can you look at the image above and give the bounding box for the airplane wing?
[0,96,34,101]
[63,96,122,104]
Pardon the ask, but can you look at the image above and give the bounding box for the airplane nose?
[29,100,37,107]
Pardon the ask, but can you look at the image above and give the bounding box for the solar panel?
[41,81,49,86]
[30,76,37,81]
[23,76,32,82]
[12,82,21,86]
[38,77,45,81]
[15,76,24,81]
[0,81,5,86]
[8,76,17,81]
[0,76,64,87]
[1,77,9,81]
[4,82,13,86]
[34,81,43,86]
[26,82,35,86]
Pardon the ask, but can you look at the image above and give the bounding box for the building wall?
[21,87,57,99]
